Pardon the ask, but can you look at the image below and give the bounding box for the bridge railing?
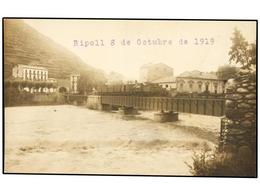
[101,96,225,116]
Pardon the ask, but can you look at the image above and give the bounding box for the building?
[139,63,174,83]
[11,64,57,93]
[151,76,176,91]
[70,74,80,93]
[56,78,70,93]
[12,64,49,81]
[176,70,225,94]
[105,71,124,85]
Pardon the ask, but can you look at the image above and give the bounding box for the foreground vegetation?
[188,144,256,177]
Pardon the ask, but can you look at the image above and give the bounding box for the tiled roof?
[177,70,219,80]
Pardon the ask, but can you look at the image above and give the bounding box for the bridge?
[64,94,225,117]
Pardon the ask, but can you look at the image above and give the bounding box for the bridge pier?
[72,100,78,106]
[118,106,138,115]
[100,104,112,111]
[154,111,178,123]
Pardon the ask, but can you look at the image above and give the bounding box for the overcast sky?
[24,19,256,80]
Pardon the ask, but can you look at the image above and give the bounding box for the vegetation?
[188,145,256,177]
[189,28,256,177]
[217,65,237,82]
[5,87,33,106]
[4,79,59,106]
[77,70,107,94]
[229,28,256,69]
[4,79,57,90]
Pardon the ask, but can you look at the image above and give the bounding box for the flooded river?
[4,105,221,175]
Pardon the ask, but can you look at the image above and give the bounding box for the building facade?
[12,64,57,93]
[176,70,225,94]
[70,74,80,93]
[151,76,176,91]
[139,63,174,83]
[12,64,49,81]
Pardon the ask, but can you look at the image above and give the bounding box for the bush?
[187,144,256,177]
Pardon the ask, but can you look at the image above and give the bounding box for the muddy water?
[4,105,220,175]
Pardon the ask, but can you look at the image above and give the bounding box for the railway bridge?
[64,94,225,117]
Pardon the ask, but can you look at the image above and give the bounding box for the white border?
[0,0,259,195]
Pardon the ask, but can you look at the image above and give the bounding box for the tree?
[77,72,92,94]
[217,65,237,82]
[229,28,256,69]
[78,70,107,94]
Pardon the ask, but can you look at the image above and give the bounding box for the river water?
[4,105,221,175]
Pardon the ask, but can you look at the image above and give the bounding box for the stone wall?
[85,95,102,110]
[220,66,256,153]
[32,93,66,105]
[4,90,66,107]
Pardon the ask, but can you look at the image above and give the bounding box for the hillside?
[3,19,105,81]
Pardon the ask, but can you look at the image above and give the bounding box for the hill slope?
[4,19,105,81]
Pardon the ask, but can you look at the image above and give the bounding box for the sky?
[24,19,256,80]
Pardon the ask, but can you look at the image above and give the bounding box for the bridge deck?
[64,94,226,117]
[101,95,225,116]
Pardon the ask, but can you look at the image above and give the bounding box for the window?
[44,72,47,80]
[29,70,31,80]
[214,84,218,94]
[25,69,27,79]
[189,83,193,92]
[205,84,209,92]
[180,83,183,91]
[198,84,202,92]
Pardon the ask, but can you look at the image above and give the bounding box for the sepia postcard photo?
[2,18,257,177]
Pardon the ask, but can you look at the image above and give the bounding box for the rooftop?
[140,62,173,70]
[16,64,47,70]
[177,70,220,80]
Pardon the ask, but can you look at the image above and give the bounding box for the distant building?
[106,71,124,85]
[12,64,49,81]
[176,70,225,94]
[140,63,174,83]
[70,74,80,93]
[12,64,57,93]
[151,76,176,91]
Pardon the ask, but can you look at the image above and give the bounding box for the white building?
[70,74,80,93]
[12,64,49,81]
[12,64,57,93]
[176,70,225,94]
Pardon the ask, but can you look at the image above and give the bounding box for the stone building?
[12,64,49,81]
[176,70,225,94]
[139,63,174,83]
